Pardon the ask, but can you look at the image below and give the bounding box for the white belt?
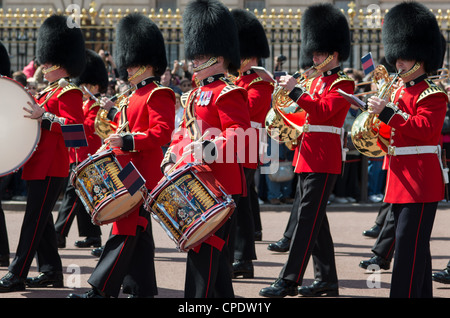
[388,145,448,184]
[301,124,348,162]
[301,124,343,135]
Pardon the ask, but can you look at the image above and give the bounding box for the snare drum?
[146,163,235,252]
[71,149,145,225]
[0,76,40,177]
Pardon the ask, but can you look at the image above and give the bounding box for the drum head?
[0,77,40,177]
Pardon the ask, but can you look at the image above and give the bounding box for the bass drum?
[0,76,40,177]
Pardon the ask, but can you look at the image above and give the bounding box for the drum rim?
[0,76,41,177]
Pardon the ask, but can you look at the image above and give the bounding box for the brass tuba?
[350,65,401,157]
[265,66,318,149]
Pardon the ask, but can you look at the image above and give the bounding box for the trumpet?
[264,66,319,149]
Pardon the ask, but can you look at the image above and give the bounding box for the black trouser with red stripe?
[279,172,338,284]
[372,203,395,262]
[54,169,101,239]
[9,177,65,277]
[390,202,437,298]
[87,205,157,298]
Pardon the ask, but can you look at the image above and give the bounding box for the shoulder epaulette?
[417,78,447,103]
[146,84,175,103]
[217,79,246,102]
[57,83,82,98]
[89,100,101,111]
[248,76,264,87]
[329,71,355,90]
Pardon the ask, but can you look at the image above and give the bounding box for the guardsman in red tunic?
[54,49,108,249]
[68,13,175,299]
[0,15,86,292]
[367,2,447,298]
[260,3,354,298]
[229,8,274,279]
[161,0,250,298]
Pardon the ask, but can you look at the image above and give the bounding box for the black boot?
[68,288,109,298]
[298,281,339,297]
[232,260,254,279]
[26,271,64,288]
[432,268,450,284]
[359,255,390,270]
[259,278,298,298]
[0,272,25,292]
[267,237,290,252]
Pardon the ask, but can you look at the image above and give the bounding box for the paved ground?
[1,200,450,303]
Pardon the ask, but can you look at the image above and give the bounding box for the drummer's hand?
[104,133,123,148]
[183,141,203,162]
[279,75,297,92]
[163,163,174,175]
[23,101,44,121]
[367,96,387,114]
[100,97,114,111]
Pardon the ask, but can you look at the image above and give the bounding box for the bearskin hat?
[300,3,350,62]
[231,9,270,60]
[0,41,10,77]
[73,49,109,94]
[382,1,443,73]
[114,13,167,77]
[183,0,240,73]
[36,15,86,77]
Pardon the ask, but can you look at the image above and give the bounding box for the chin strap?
[314,54,334,70]
[399,62,420,78]
[193,57,218,72]
[128,66,147,82]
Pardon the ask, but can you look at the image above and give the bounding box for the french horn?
[350,65,401,157]
[265,66,318,149]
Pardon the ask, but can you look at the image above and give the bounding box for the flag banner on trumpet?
[337,88,367,111]
[361,52,375,76]
[61,124,88,148]
[118,161,146,196]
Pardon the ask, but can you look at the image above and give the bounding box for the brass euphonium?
[350,65,402,157]
[265,66,319,149]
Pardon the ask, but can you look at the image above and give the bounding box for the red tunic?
[22,83,84,180]
[69,97,102,164]
[234,69,274,169]
[283,68,355,174]
[381,77,447,203]
[111,79,175,235]
[166,74,251,196]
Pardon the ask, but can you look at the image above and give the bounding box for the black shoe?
[432,268,450,284]
[232,260,254,279]
[0,272,25,293]
[75,237,101,248]
[0,254,9,267]
[26,271,63,288]
[254,231,262,241]
[259,278,298,298]
[267,237,291,252]
[91,246,104,257]
[359,255,390,270]
[68,288,109,298]
[362,224,380,238]
[298,281,339,297]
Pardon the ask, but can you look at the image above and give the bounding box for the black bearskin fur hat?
[382,1,443,73]
[114,13,167,77]
[73,49,109,94]
[36,15,86,77]
[300,3,350,62]
[0,41,10,77]
[231,9,270,60]
[183,0,240,73]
